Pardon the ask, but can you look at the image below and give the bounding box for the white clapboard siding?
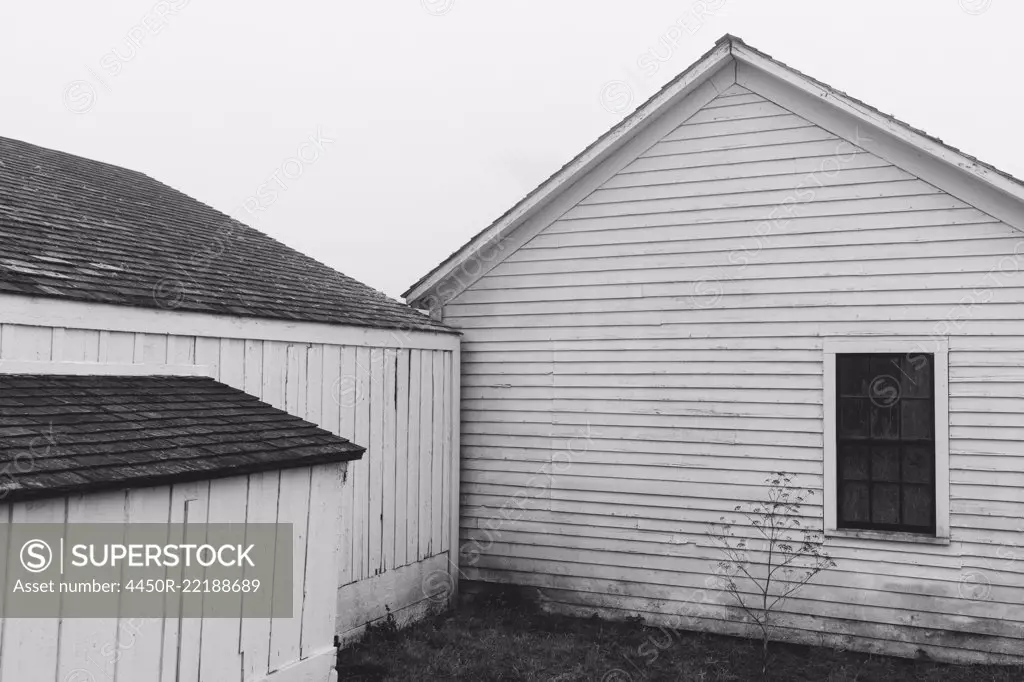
[440,87,1024,663]
[0,315,461,656]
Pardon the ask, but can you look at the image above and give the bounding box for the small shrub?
[365,605,399,641]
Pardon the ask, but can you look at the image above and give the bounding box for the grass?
[336,591,1023,681]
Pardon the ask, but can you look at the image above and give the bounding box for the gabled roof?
[0,136,452,333]
[0,374,364,502]
[404,34,1024,307]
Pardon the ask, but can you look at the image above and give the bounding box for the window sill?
[825,528,950,545]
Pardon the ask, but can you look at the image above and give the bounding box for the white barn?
[0,136,461,680]
[405,35,1024,664]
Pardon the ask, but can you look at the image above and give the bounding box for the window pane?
[902,445,933,484]
[839,443,869,480]
[901,354,933,399]
[838,398,869,438]
[838,355,869,396]
[870,402,900,439]
[840,482,870,524]
[902,485,933,528]
[868,356,902,408]
[871,483,900,525]
[901,399,933,441]
[871,445,900,483]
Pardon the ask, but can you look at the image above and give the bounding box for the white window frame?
[822,336,950,542]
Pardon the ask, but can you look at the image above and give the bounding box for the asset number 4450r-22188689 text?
[123,578,261,593]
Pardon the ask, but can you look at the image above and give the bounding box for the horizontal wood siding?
[0,465,343,682]
[442,86,1024,663]
[0,323,459,642]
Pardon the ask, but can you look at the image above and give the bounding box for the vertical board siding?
[0,325,51,360]
[301,463,345,658]
[406,350,422,564]
[395,349,411,568]
[58,490,126,681]
[441,351,452,553]
[338,346,358,587]
[268,468,311,672]
[368,348,385,576]
[240,470,280,682]
[0,324,459,651]
[442,89,1024,662]
[382,349,398,574]
[173,481,211,682]
[0,466,343,682]
[353,346,372,581]
[431,352,445,556]
[418,354,434,558]
[0,498,65,681]
[117,486,172,682]
[198,476,249,682]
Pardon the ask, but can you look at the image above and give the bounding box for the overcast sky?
[2,0,1019,300]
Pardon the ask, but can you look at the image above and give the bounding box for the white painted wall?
[437,81,1024,663]
[0,464,345,682]
[0,297,462,655]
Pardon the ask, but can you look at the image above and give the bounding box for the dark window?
[836,353,935,534]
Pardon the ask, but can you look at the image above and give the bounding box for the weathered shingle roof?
[0,374,364,502]
[0,136,452,333]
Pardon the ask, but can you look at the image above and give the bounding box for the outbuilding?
[406,35,1024,663]
[0,135,461,680]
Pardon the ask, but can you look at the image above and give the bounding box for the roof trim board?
[0,294,461,352]
[731,45,1024,232]
[405,34,1024,309]
[0,360,215,377]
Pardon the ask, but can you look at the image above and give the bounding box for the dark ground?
[337,591,1023,681]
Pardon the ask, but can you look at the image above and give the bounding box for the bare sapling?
[706,472,837,679]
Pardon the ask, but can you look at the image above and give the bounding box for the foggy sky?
[1,0,1019,299]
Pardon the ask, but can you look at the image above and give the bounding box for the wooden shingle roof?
[0,136,452,333]
[0,374,364,502]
